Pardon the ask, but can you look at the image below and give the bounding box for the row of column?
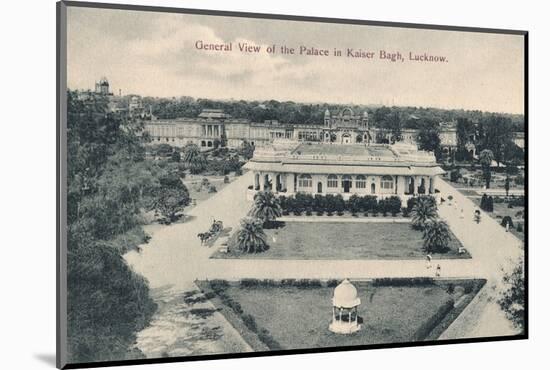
[202,124,221,138]
[253,172,434,195]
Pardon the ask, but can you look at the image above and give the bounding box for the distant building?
[143,108,459,156]
[95,77,111,95]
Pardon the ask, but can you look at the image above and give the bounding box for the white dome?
[332,279,361,308]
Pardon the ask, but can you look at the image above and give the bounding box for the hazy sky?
[67,7,525,114]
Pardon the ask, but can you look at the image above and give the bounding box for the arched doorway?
[342,175,352,193]
[317,182,323,193]
[371,182,376,194]
[342,134,351,144]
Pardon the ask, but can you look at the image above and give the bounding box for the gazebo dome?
[332,279,361,308]
[324,109,331,117]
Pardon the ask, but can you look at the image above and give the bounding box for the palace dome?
[332,279,361,308]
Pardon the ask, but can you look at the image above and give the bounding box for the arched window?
[371,182,376,194]
[298,174,312,188]
[355,175,367,189]
[381,175,394,190]
[327,174,338,188]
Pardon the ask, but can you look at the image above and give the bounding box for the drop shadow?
[34,353,56,367]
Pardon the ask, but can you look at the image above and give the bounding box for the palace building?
[143,108,459,156]
[244,139,445,205]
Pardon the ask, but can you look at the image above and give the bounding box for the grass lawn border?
[212,221,471,260]
[197,278,486,351]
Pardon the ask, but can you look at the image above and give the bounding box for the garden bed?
[212,222,470,260]
[197,278,485,351]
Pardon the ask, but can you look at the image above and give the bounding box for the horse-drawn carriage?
[197,219,224,246]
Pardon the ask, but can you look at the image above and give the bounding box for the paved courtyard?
[125,171,524,356]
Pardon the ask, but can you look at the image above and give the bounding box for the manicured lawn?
[199,279,484,350]
[213,221,469,260]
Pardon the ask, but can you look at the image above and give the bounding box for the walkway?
[125,173,523,355]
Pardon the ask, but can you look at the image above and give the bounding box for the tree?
[416,123,441,159]
[151,173,190,223]
[479,149,494,188]
[411,196,437,230]
[478,115,514,166]
[240,140,255,160]
[236,217,269,253]
[182,144,207,174]
[388,112,402,143]
[422,220,451,253]
[249,191,282,226]
[505,176,510,197]
[171,149,181,162]
[66,91,157,362]
[498,258,525,333]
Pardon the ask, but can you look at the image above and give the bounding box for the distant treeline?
[140,96,524,130]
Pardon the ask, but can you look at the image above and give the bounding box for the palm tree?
[236,217,269,253]
[249,191,282,226]
[411,196,437,230]
[422,220,451,254]
[479,149,494,189]
[182,144,207,174]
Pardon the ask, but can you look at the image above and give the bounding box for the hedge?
[372,277,435,286]
[413,299,455,341]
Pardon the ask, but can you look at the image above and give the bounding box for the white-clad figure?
[426,254,433,269]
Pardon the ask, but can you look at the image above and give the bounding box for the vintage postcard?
[57,1,527,368]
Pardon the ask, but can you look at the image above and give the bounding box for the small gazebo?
[329,279,362,334]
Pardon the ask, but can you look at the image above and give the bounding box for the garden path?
[126,172,523,353]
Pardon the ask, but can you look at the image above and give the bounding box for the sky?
[67,6,525,114]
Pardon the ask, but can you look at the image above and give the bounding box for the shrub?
[224,175,230,184]
[241,314,258,332]
[316,210,324,216]
[235,168,243,176]
[517,223,523,233]
[386,196,402,216]
[281,279,296,286]
[257,328,283,350]
[240,278,262,288]
[413,299,455,340]
[326,279,339,287]
[501,216,514,229]
[209,279,229,292]
[337,211,344,216]
[372,277,434,286]
[208,185,217,193]
[305,208,313,216]
[450,169,462,182]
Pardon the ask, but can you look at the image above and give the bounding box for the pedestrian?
[426,254,432,269]
[435,264,441,277]
[460,208,464,219]
[454,200,458,210]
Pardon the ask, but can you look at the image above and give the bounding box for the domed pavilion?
[329,279,362,334]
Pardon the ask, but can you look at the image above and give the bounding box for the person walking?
[435,264,441,277]
[426,254,433,269]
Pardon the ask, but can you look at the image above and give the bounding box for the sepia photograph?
[57,1,527,368]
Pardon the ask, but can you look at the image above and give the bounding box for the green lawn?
[213,222,469,260]
[199,280,484,350]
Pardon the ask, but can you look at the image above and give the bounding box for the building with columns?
[244,140,444,206]
[143,108,459,153]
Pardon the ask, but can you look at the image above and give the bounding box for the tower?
[362,111,369,129]
[95,77,110,95]
[324,109,331,128]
